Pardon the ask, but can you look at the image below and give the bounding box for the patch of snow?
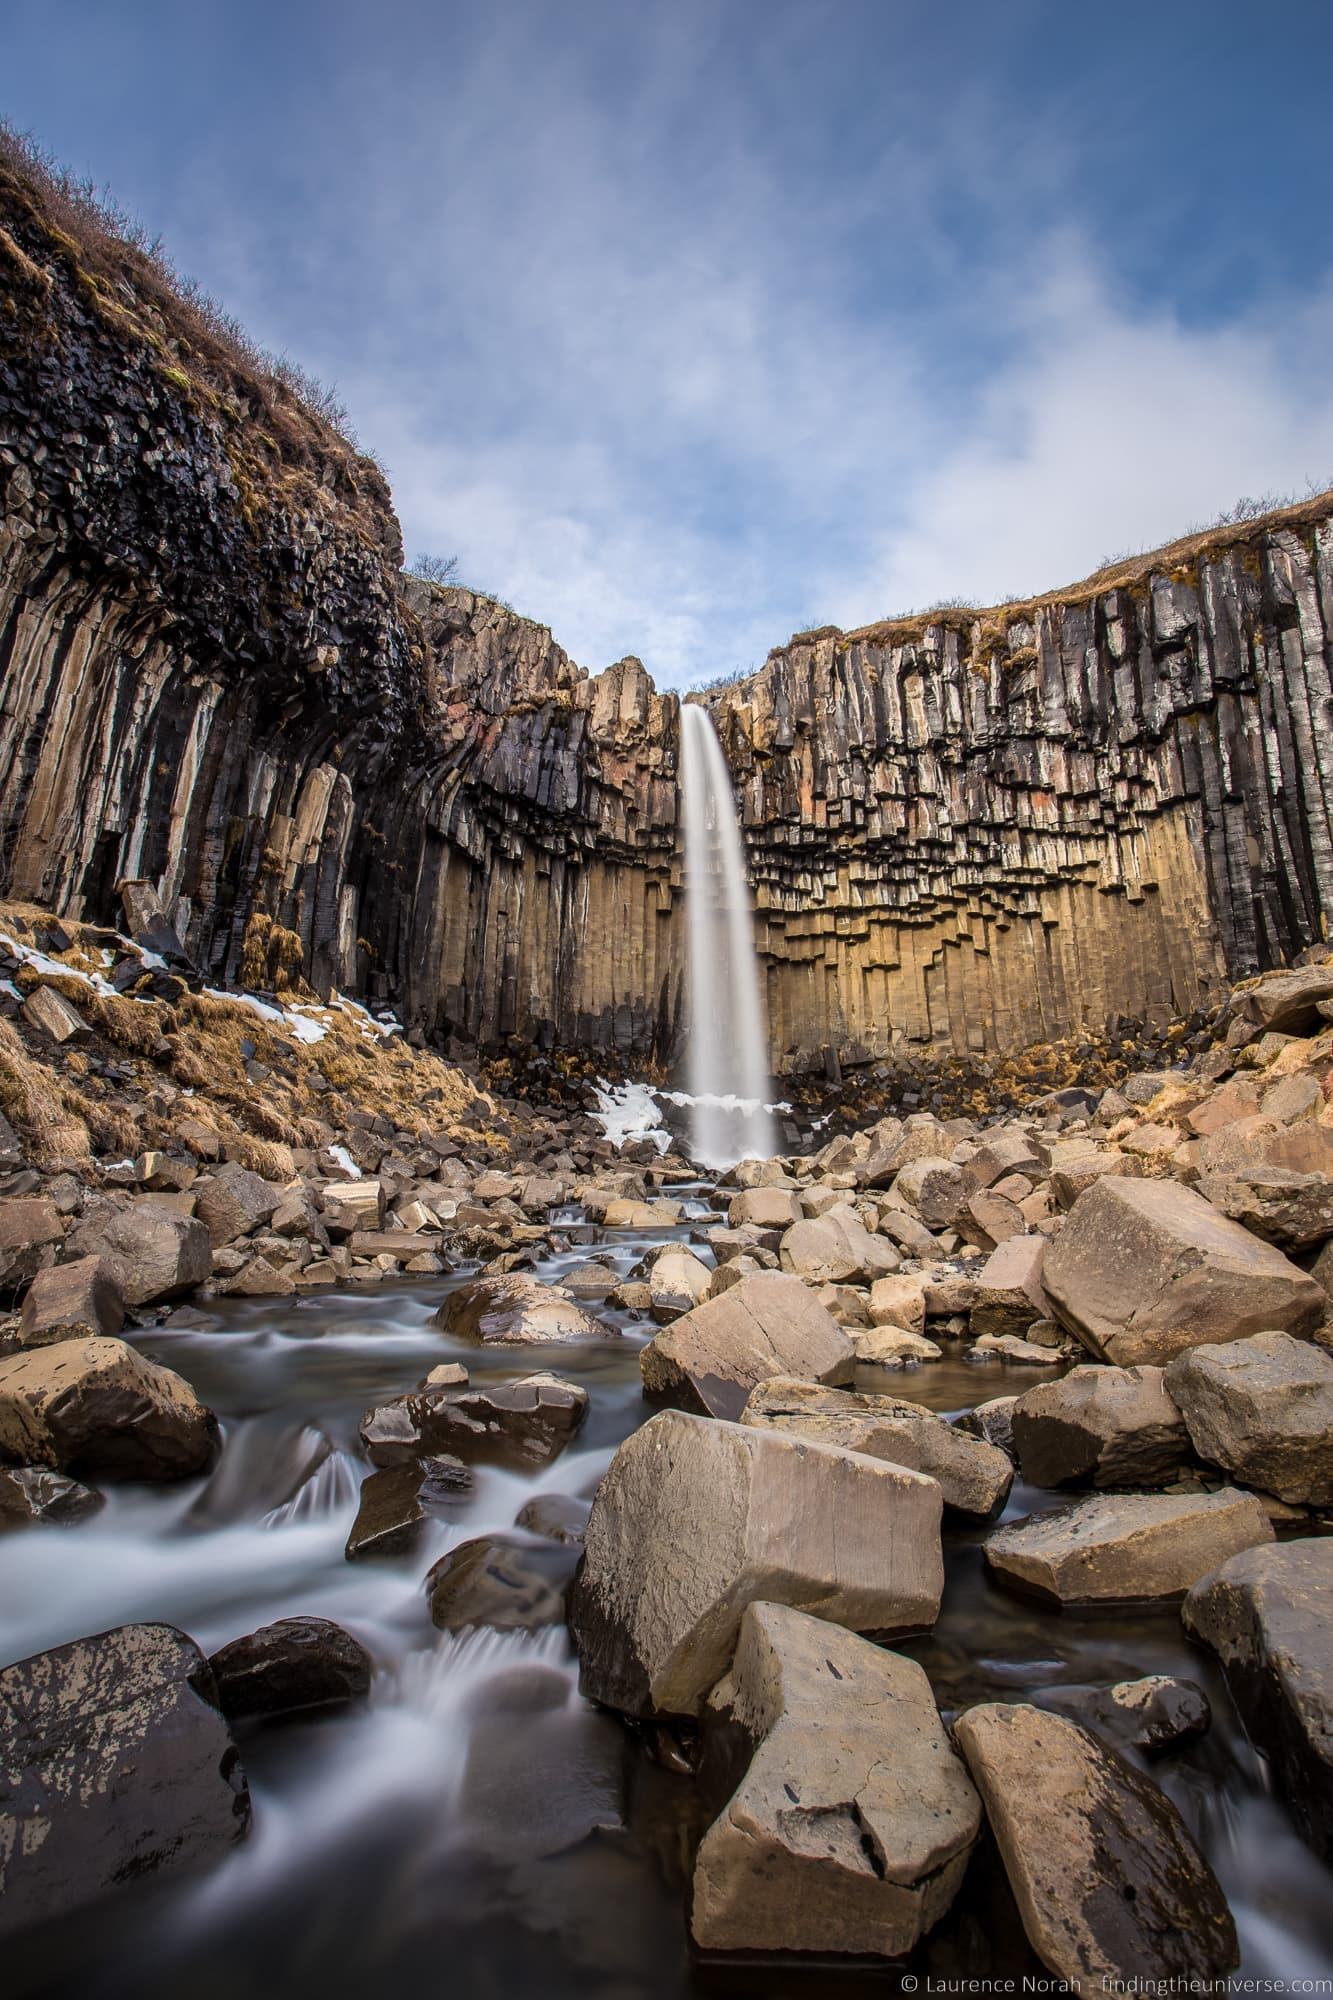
[0,933,116,996]
[590,1080,672,1155]
[328,1144,362,1179]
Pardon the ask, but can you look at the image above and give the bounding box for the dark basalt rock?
[0,1621,249,1938]
[344,1455,473,1560]
[514,1491,591,1545]
[359,1372,588,1471]
[207,1616,373,1726]
[1035,1674,1212,1757]
[425,1533,578,1632]
[0,1462,104,1530]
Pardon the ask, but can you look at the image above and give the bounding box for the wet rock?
[0,1195,63,1297]
[953,1395,1018,1459]
[741,1376,1012,1522]
[985,1488,1274,1606]
[344,1455,474,1559]
[568,1408,942,1718]
[1182,1539,1333,1858]
[68,1197,212,1306]
[639,1270,854,1420]
[0,1335,219,1480]
[968,1235,1051,1339]
[691,1602,980,1956]
[192,1162,282,1245]
[0,1462,103,1529]
[359,1371,587,1471]
[1038,1676,1211,1757]
[953,1702,1237,1987]
[0,1622,249,1938]
[515,1491,591,1544]
[1042,1178,1325,1364]
[426,1532,576,1631]
[1011,1365,1193,1489]
[778,1206,898,1285]
[435,1272,614,1344]
[18,1254,125,1347]
[1164,1330,1333,1506]
[208,1617,372,1724]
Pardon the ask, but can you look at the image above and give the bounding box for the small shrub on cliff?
[408,552,461,586]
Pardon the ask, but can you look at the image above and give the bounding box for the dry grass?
[0,1018,93,1166]
[239,912,309,994]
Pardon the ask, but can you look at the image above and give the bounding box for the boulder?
[0,1622,249,1937]
[359,1372,587,1471]
[1182,1539,1333,1858]
[639,1271,854,1420]
[68,1197,211,1306]
[868,1272,928,1333]
[435,1273,614,1344]
[1232,965,1333,1035]
[647,1245,712,1319]
[0,1195,64,1295]
[18,1255,125,1346]
[0,1462,103,1529]
[953,1703,1236,1987]
[1164,1331,1333,1506]
[741,1377,1012,1522]
[968,1234,1050,1339]
[568,1409,943,1718]
[728,1187,801,1229]
[22,983,88,1044]
[892,1156,966,1229]
[1041,1177,1325,1364]
[1196,1119,1333,1248]
[962,1126,1042,1192]
[514,1491,591,1544]
[1047,1147,1141,1209]
[691,1603,980,1956]
[953,1395,1018,1459]
[0,1336,218,1480]
[1011,1365,1193,1489]
[319,1178,385,1233]
[426,1532,576,1631]
[778,1205,898,1285]
[344,1455,473,1559]
[985,1488,1273,1606]
[192,1162,281,1245]
[852,1326,942,1366]
[207,1617,372,1724]
[1037,1675,1211,1757]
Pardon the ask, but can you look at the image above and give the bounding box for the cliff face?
[707,514,1333,1067]
[3,148,1333,1074]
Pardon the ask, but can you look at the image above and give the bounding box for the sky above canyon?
[6,0,1333,687]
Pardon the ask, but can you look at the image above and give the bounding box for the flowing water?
[678,704,776,1170]
[4,1205,1333,1995]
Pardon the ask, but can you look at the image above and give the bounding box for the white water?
[678,703,776,1168]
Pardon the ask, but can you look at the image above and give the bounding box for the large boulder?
[647,1245,712,1319]
[18,1255,125,1347]
[67,1197,211,1306]
[1182,1540,1333,1858]
[953,1703,1236,1987]
[728,1187,801,1229]
[0,1336,219,1480]
[639,1271,854,1420]
[1041,1177,1324,1364]
[359,1372,587,1471]
[343,1455,473,1559]
[567,1409,943,1718]
[426,1533,577,1631]
[1164,1331,1333,1506]
[985,1488,1273,1606]
[968,1235,1051,1339]
[1010,1365,1193,1489]
[691,1603,980,1956]
[435,1273,614,1344]
[778,1206,898,1285]
[207,1617,372,1725]
[191,1162,281,1246]
[891,1156,966,1229]
[0,1622,250,1937]
[1196,1120,1333,1249]
[0,1196,63,1297]
[741,1376,1012,1522]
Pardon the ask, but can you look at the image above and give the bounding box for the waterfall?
[678,703,777,1168]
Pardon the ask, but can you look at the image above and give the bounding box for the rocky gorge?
[2,132,1333,1995]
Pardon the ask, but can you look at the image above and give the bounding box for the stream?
[4,1194,1333,1996]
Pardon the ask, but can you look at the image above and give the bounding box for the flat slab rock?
[692,1602,981,1957]
[1183,1539,1333,1859]
[953,1702,1237,1987]
[639,1271,854,1420]
[1042,1177,1324,1365]
[1165,1330,1333,1507]
[740,1375,1012,1522]
[434,1273,615,1344]
[0,1621,250,1938]
[568,1408,943,1719]
[985,1487,1274,1605]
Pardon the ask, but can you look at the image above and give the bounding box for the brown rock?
[985,1488,1274,1605]
[0,1335,218,1480]
[639,1270,854,1419]
[436,1273,615,1344]
[18,1254,124,1346]
[67,1197,211,1305]
[1164,1331,1333,1505]
[1011,1365,1193,1489]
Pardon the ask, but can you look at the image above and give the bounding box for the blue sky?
[6,0,1333,686]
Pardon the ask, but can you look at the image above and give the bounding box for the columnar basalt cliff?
[707,514,1333,1066]
[3,146,1333,1074]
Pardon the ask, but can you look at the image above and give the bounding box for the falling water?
[678,702,777,1167]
